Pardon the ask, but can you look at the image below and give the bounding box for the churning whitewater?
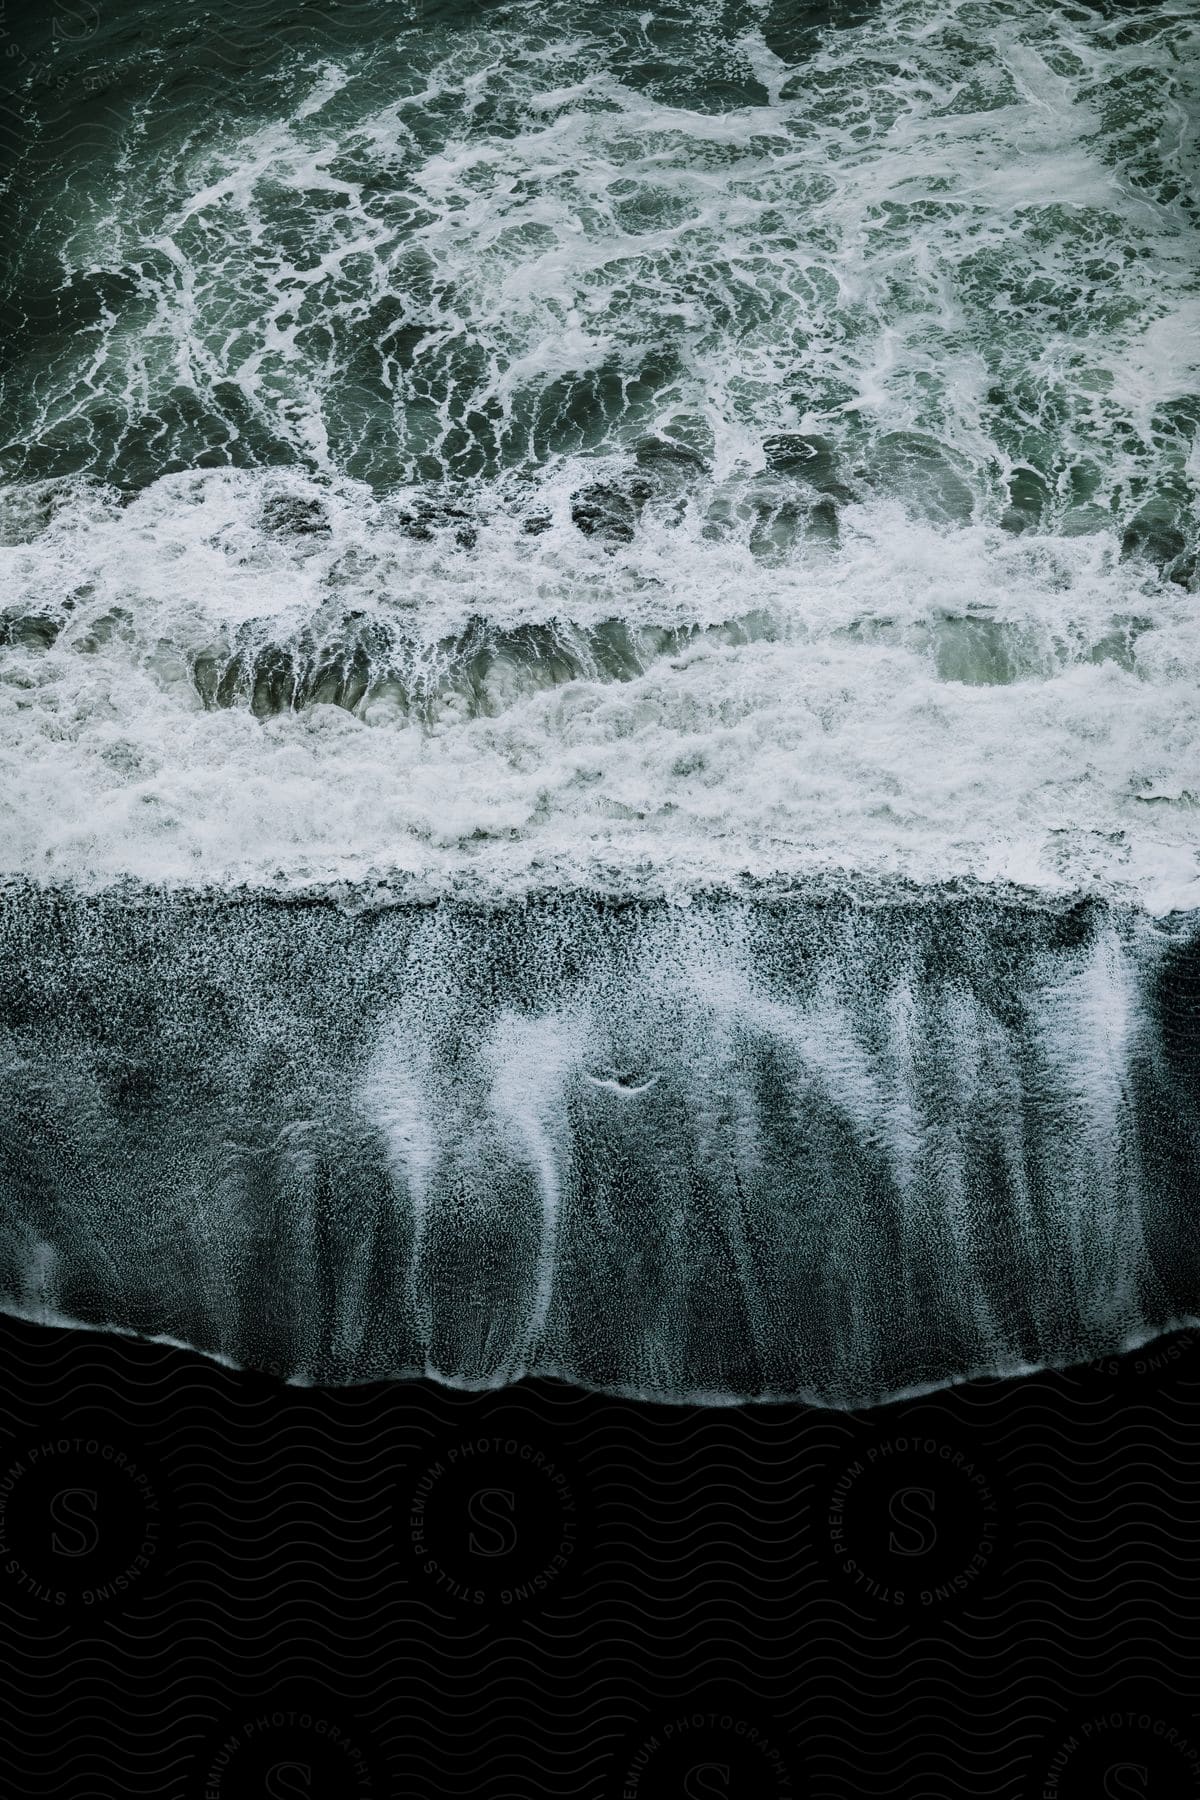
[0,0,1198,1401]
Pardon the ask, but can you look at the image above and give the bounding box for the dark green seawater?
[0,0,1198,895]
[0,0,1197,896]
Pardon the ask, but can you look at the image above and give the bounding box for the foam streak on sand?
[0,884,1195,1404]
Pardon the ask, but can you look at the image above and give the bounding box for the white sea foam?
[0,0,1196,908]
[0,467,1196,908]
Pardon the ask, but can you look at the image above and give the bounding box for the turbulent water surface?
[0,0,1198,1400]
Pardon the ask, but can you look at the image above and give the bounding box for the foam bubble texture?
[0,0,1197,906]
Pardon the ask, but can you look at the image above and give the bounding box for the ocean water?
[0,0,1198,1400]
